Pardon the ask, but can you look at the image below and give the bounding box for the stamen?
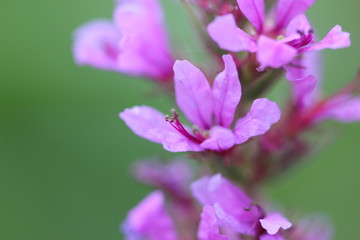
[165,109,204,143]
[288,29,315,49]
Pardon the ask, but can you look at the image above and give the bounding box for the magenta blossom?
[120,55,281,152]
[121,191,177,240]
[73,0,173,81]
[191,174,292,239]
[207,0,350,69]
[133,159,194,200]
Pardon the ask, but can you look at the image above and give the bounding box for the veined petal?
[234,98,281,144]
[304,25,351,52]
[275,0,316,31]
[260,213,292,235]
[73,20,121,71]
[236,0,265,32]
[174,60,213,129]
[257,36,297,69]
[201,127,235,151]
[213,55,242,127]
[198,206,229,240]
[207,14,257,53]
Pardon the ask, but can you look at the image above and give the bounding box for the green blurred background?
[0,0,359,239]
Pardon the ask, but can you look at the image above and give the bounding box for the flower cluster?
[73,0,359,239]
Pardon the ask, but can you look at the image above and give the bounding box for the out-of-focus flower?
[132,158,194,200]
[121,191,178,240]
[73,0,173,82]
[289,73,360,127]
[120,55,280,152]
[207,0,350,69]
[290,216,333,240]
[191,174,292,238]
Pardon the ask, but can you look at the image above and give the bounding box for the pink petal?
[161,129,204,152]
[191,174,262,235]
[284,51,323,106]
[285,14,313,37]
[207,14,257,52]
[285,51,322,82]
[73,20,121,71]
[122,191,177,240]
[120,105,167,144]
[275,0,316,31]
[174,60,213,129]
[236,0,265,32]
[119,106,203,152]
[260,234,285,240]
[114,0,173,80]
[201,127,235,151]
[257,36,297,69]
[133,159,193,195]
[291,75,317,109]
[234,98,281,144]
[213,55,242,127]
[260,212,292,235]
[198,206,229,240]
[318,95,360,123]
[304,25,351,52]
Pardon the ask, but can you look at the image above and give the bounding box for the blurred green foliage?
[0,0,359,239]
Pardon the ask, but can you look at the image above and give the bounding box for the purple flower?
[121,191,177,240]
[132,159,194,200]
[73,0,173,81]
[120,55,281,152]
[207,0,350,69]
[191,174,292,238]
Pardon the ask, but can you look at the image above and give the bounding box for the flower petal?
[120,106,203,152]
[213,55,242,127]
[191,174,262,235]
[236,0,265,32]
[317,95,360,123]
[114,0,173,80]
[275,0,316,31]
[234,98,281,144]
[72,20,121,71]
[207,14,257,52]
[198,206,229,240]
[257,36,297,69]
[121,191,177,240]
[285,14,313,37]
[201,127,235,151]
[174,60,213,129]
[260,212,292,235]
[120,105,167,144]
[304,25,351,52]
[291,75,317,109]
[260,234,285,240]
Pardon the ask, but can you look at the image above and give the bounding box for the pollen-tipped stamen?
[165,109,204,143]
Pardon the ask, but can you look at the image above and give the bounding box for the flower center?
[165,109,206,143]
